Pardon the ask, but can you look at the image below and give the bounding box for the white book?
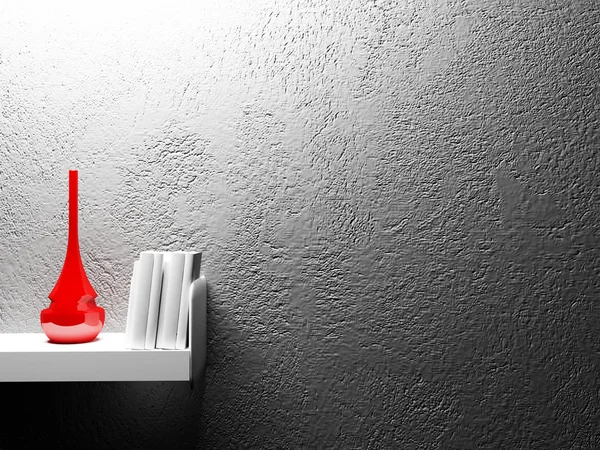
[128,251,155,349]
[144,251,165,349]
[175,251,202,349]
[155,252,186,349]
[125,259,141,349]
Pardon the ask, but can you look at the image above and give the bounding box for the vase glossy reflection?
[41,170,105,343]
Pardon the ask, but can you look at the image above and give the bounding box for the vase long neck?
[68,170,80,255]
[48,169,97,303]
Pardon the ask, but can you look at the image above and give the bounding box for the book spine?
[175,251,202,349]
[144,252,164,349]
[129,251,155,349]
[156,252,186,349]
[125,259,141,349]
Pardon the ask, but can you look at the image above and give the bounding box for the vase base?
[41,322,104,344]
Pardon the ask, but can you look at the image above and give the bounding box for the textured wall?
[0,0,599,448]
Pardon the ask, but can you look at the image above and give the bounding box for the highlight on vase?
[41,170,105,344]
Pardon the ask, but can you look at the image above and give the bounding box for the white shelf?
[0,333,189,382]
[0,276,206,384]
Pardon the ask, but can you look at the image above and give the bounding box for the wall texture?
[0,0,599,448]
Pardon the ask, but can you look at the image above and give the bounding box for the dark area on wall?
[0,379,205,449]
[0,1,599,449]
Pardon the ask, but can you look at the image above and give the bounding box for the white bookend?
[128,251,155,349]
[144,251,165,349]
[156,252,186,349]
[175,251,202,350]
[125,260,141,349]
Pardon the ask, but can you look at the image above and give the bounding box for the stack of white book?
[125,250,202,350]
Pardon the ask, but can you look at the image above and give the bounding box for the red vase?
[41,170,105,343]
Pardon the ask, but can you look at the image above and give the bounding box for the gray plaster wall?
[0,0,599,448]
